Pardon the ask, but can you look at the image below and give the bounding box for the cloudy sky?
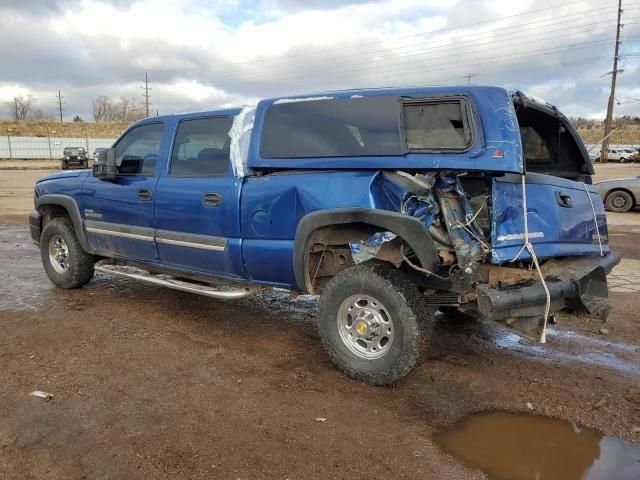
[1,0,639,120]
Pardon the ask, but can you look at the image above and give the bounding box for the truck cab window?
[170,117,233,177]
[115,123,165,176]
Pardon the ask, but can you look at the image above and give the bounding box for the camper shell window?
[260,96,474,159]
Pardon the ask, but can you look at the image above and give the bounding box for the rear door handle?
[203,193,222,207]
[556,191,573,208]
[137,188,153,201]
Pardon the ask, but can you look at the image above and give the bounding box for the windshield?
[64,148,84,154]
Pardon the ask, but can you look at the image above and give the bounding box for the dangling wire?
[580,182,604,257]
[511,174,551,343]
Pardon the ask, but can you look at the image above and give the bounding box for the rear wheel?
[606,190,634,213]
[40,217,96,288]
[317,264,426,385]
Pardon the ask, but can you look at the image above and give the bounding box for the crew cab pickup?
[29,86,619,385]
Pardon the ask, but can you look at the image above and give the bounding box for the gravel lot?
[1,163,639,479]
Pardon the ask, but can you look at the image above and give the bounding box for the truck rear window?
[260,97,404,158]
[260,96,473,158]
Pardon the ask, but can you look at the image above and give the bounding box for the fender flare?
[36,194,92,252]
[293,208,439,291]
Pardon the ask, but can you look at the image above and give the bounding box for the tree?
[5,95,34,120]
[28,109,55,121]
[92,96,144,122]
[72,115,83,122]
[92,96,116,122]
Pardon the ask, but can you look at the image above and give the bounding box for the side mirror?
[93,148,117,181]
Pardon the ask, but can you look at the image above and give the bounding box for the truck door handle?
[137,188,153,201]
[203,193,222,207]
[556,191,573,208]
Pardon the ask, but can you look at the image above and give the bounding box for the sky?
[0,0,639,121]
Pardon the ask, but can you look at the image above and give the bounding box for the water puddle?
[436,412,640,480]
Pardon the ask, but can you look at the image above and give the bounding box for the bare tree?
[29,109,55,121]
[5,95,34,120]
[92,96,144,122]
[92,96,116,122]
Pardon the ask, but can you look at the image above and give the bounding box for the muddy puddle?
[436,411,640,480]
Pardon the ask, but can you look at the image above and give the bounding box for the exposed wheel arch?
[36,194,93,252]
[293,208,440,293]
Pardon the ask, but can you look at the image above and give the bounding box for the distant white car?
[596,148,639,163]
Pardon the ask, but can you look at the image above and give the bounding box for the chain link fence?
[0,135,115,159]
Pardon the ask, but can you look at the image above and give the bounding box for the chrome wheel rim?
[337,294,394,359]
[48,235,70,274]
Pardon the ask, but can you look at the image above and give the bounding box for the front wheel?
[317,264,426,385]
[619,157,626,163]
[40,217,97,288]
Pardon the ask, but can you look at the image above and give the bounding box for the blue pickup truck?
[29,86,619,385]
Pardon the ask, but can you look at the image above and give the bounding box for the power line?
[220,4,634,74]
[602,0,625,163]
[201,14,640,84]
[462,73,478,85]
[142,72,152,118]
[57,90,64,123]
[222,0,623,67]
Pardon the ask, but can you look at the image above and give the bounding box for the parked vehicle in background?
[61,147,89,170]
[595,147,636,163]
[596,177,640,212]
[93,148,106,160]
[623,148,640,162]
[29,87,619,385]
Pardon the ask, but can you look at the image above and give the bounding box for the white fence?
[0,136,116,159]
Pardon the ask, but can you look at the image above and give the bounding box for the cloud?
[0,0,638,120]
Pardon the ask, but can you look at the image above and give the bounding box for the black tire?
[605,190,634,213]
[619,157,626,163]
[60,160,68,170]
[40,216,96,289]
[317,264,427,385]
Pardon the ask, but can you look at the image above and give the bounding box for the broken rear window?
[403,100,471,150]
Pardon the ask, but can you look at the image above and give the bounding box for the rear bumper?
[29,210,42,245]
[474,251,621,340]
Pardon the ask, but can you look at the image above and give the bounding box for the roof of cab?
[262,85,510,104]
[131,106,242,127]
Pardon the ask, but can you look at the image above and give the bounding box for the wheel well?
[38,204,71,228]
[605,188,636,205]
[303,223,408,294]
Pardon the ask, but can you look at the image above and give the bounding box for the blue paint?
[32,85,613,296]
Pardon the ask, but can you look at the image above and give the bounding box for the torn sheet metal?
[437,176,488,272]
[229,105,256,178]
[349,232,397,264]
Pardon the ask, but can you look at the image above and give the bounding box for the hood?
[36,170,88,184]
[595,177,640,185]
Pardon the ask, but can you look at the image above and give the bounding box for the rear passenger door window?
[170,117,233,176]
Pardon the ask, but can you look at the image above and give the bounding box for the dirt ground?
[1,164,639,479]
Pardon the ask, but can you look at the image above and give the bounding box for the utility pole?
[142,72,151,118]
[57,90,64,123]
[601,0,624,163]
[462,73,478,85]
